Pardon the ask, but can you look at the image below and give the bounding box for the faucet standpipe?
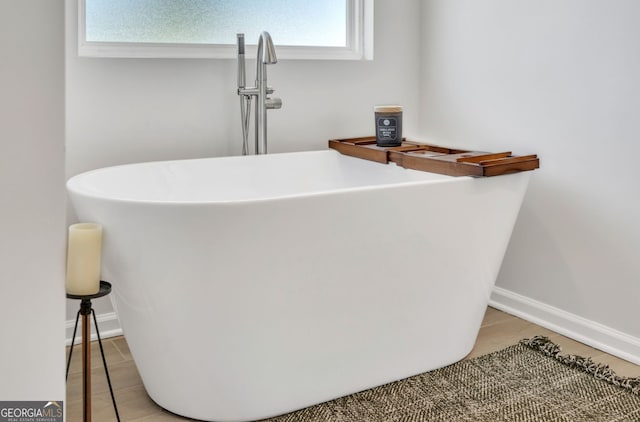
[237,31,282,155]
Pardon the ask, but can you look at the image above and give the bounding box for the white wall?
[420,0,640,360]
[0,0,66,401]
[65,1,423,329]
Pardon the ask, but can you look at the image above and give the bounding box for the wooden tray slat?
[328,136,539,177]
[456,152,512,163]
[479,154,538,166]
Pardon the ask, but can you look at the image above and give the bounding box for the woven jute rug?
[263,336,640,421]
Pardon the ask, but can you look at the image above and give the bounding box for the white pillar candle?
[66,223,102,295]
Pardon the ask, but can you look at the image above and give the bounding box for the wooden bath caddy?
[329,136,539,177]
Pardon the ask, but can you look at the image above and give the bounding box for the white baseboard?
[490,286,640,365]
[65,311,123,346]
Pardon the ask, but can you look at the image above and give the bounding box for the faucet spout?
[258,31,278,65]
[255,31,277,88]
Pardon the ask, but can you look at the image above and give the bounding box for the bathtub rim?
[66,149,474,206]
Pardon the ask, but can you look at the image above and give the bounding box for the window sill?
[78,42,373,60]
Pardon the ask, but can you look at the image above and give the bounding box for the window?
[78,0,373,60]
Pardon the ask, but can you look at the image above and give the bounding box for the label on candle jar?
[377,117,398,142]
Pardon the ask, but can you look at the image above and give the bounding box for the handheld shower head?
[237,33,246,89]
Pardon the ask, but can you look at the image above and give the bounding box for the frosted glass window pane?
[85,0,347,47]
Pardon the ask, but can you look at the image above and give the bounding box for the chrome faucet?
[237,32,282,155]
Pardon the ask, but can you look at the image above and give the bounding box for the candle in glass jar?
[374,105,403,147]
[66,223,102,295]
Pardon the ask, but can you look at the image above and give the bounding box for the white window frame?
[78,0,373,60]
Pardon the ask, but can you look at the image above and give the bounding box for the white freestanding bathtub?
[67,149,531,422]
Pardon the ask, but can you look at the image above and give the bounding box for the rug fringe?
[521,336,640,396]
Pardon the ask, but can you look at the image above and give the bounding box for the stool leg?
[92,308,121,422]
[66,308,82,381]
[81,303,91,422]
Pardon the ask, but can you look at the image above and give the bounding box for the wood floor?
[66,307,640,421]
